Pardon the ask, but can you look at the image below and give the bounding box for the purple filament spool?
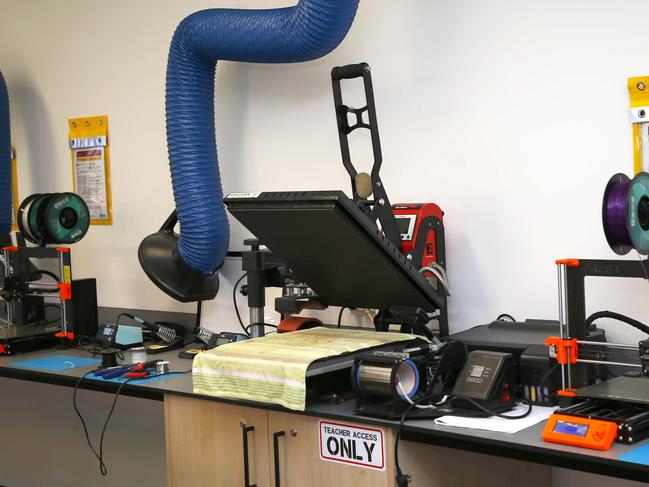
[602,173,633,255]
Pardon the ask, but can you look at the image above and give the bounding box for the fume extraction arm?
[139,0,360,302]
[0,70,12,247]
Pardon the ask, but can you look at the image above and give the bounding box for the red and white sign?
[319,420,385,470]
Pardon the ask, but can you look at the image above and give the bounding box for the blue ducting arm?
[140,0,359,302]
[0,70,11,237]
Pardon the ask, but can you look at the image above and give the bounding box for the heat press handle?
[273,430,286,487]
[242,426,257,487]
[331,62,369,81]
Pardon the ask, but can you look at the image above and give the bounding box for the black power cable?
[244,323,278,334]
[394,392,531,486]
[195,300,202,329]
[337,307,347,328]
[233,273,248,336]
[447,396,532,419]
[586,310,649,335]
[27,269,60,282]
[496,313,517,322]
[73,369,191,476]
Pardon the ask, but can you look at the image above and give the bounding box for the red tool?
[96,360,159,380]
[125,371,151,379]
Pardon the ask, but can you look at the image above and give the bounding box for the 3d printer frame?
[0,245,75,354]
[548,258,647,397]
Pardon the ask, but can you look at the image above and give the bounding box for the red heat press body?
[393,203,444,270]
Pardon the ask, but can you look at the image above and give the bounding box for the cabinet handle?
[273,430,286,487]
[242,426,257,487]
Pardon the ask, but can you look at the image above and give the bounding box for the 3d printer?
[0,192,95,354]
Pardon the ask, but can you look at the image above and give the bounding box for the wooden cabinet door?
[165,394,271,487]
[268,411,393,487]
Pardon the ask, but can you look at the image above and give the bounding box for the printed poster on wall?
[72,147,108,221]
[69,115,113,225]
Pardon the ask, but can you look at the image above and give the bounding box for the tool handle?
[125,371,150,379]
[273,431,286,487]
[331,62,369,81]
[102,367,128,379]
[94,366,121,377]
[242,426,257,487]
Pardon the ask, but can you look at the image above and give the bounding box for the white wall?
[2,0,649,341]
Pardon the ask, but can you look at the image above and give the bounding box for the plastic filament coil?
[602,172,649,255]
[18,192,90,245]
[355,360,420,401]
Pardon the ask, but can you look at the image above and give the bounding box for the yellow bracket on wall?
[628,76,649,174]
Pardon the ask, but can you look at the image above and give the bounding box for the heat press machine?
[0,192,94,354]
[224,63,448,339]
[224,190,446,339]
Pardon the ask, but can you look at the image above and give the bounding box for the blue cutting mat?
[619,443,649,465]
[10,355,100,371]
[88,372,184,385]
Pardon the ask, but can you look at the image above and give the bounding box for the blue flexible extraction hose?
[166,0,360,275]
[0,70,11,236]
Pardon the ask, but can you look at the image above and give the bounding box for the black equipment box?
[71,278,98,338]
[448,319,606,405]
[449,319,584,352]
[451,350,516,412]
[95,323,118,347]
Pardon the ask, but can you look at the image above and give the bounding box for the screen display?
[103,327,113,336]
[396,215,415,236]
[397,217,411,234]
[469,365,485,378]
[553,420,589,437]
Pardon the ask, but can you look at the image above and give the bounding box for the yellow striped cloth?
[192,327,418,411]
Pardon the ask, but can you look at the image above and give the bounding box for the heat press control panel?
[542,413,617,450]
[393,203,444,269]
[452,351,513,401]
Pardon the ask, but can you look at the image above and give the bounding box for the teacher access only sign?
[319,420,385,470]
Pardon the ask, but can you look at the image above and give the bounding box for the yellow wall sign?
[68,115,113,225]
